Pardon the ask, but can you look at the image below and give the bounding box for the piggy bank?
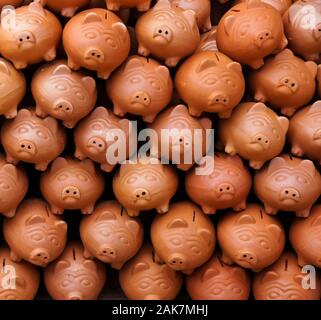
[32,60,97,129]
[36,0,90,17]
[0,2,62,69]
[218,102,289,170]
[0,58,26,119]
[151,201,215,275]
[0,108,67,171]
[0,0,24,9]
[105,0,151,11]
[234,0,292,15]
[217,204,285,272]
[288,101,321,164]
[74,107,132,172]
[249,49,317,117]
[195,27,218,53]
[106,55,173,123]
[63,8,130,79]
[253,252,321,300]
[112,158,179,216]
[3,198,68,267]
[44,241,107,300]
[0,156,28,218]
[148,105,212,171]
[0,247,40,300]
[186,254,251,300]
[318,65,321,97]
[254,155,321,217]
[185,153,252,214]
[40,157,105,215]
[175,51,245,118]
[216,1,287,69]
[119,244,183,300]
[135,0,200,67]
[80,200,144,269]
[283,0,321,61]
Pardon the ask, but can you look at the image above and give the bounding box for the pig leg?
[233,200,246,212]
[74,148,86,160]
[176,163,193,171]
[281,107,296,117]
[111,262,124,270]
[221,252,233,265]
[83,248,94,259]
[100,163,115,173]
[137,0,151,11]
[35,105,48,118]
[291,145,304,157]
[126,208,140,217]
[138,44,151,57]
[249,160,265,170]
[113,104,126,117]
[165,57,181,67]
[5,153,18,165]
[35,162,50,171]
[263,203,278,215]
[201,205,217,215]
[44,47,56,62]
[63,120,77,129]
[218,109,232,119]
[254,90,267,103]
[201,15,212,33]
[13,61,27,69]
[295,207,311,218]
[156,202,169,214]
[297,254,309,267]
[143,113,158,123]
[3,106,18,119]
[224,143,236,156]
[61,7,78,17]
[188,105,202,117]
[50,205,64,215]
[183,269,194,275]
[67,58,81,71]
[81,204,95,215]
[106,0,120,10]
[2,208,16,218]
[249,59,264,70]
[10,251,21,262]
[97,70,111,80]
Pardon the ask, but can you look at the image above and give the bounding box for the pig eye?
[106,38,117,49]
[156,14,166,21]
[139,281,150,290]
[205,78,217,85]
[27,18,40,24]
[275,175,287,182]
[0,181,10,190]
[296,176,308,184]
[159,281,169,290]
[238,234,250,241]
[268,291,280,299]
[239,25,250,37]
[170,238,182,246]
[130,76,141,84]
[175,20,185,30]
[256,15,267,21]
[145,174,156,182]
[57,173,69,181]
[259,240,270,250]
[81,279,92,287]
[31,233,43,241]
[84,32,97,39]
[36,130,48,139]
[91,123,103,131]
[126,176,137,184]
[61,279,72,287]
[191,245,201,254]
[55,84,67,91]
[119,236,129,245]
[150,80,161,90]
[212,288,223,295]
[50,237,59,246]
[226,79,236,88]
[75,91,85,100]
[227,169,239,176]
[77,173,88,182]
[252,120,265,127]
[17,126,28,134]
[99,230,110,237]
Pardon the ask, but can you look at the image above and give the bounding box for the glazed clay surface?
[105,0,151,11]
[195,27,218,53]
[0,0,24,9]
[234,0,292,15]
[37,0,90,17]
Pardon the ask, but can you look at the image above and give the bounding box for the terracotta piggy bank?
[0,0,24,9]
[135,0,200,67]
[283,0,321,61]
[119,244,183,300]
[185,153,252,214]
[106,55,173,123]
[0,247,40,300]
[216,1,287,69]
[186,254,251,300]
[105,0,151,11]
[36,0,90,17]
[254,155,321,217]
[234,0,292,15]
[40,157,105,215]
[0,2,62,69]
[63,8,130,79]
[288,101,321,164]
[74,107,132,172]
[32,60,97,129]
[175,51,245,118]
[80,200,144,269]
[112,158,179,216]
[0,58,25,119]
[3,198,68,267]
[218,102,289,170]
[253,252,321,300]
[249,49,317,117]
[1,108,67,171]
[195,27,218,53]
[44,241,107,300]
[0,156,28,218]
[218,204,285,272]
[151,201,215,275]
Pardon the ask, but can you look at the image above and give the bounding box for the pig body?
[37,0,90,17]
[0,0,23,9]
[40,157,105,215]
[234,0,292,15]
[195,27,218,53]
[254,155,321,217]
[105,0,151,11]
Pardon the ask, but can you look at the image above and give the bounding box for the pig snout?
[280,187,301,202]
[16,31,36,47]
[279,76,298,93]
[99,246,117,260]
[30,248,50,265]
[144,294,161,300]
[68,292,83,300]
[131,91,151,107]
[153,25,173,43]
[54,100,74,114]
[237,250,258,266]
[87,136,106,153]
[18,140,37,155]
[133,188,151,202]
[216,182,235,198]
[254,30,273,47]
[85,48,105,63]
[208,92,229,106]
[62,186,81,200]
[250,134,270,150]
[167,254,186,270]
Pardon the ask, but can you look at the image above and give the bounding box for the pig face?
[217,204,285,272]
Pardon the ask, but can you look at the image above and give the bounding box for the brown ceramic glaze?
[36,0,90,17]
[216,1,287,69]
[0,0,24,9]
[317,65,321,97]
[254,155,321,218]
[3,198,67,267]
[40,157,105,215]
[151,201,215,275]
[195,26,218,53]
[135,0,200,67]
[44,241,106,300]
[106,55,173,123]
[119,244,183,300]
[32,60,97,129]
[105,0,151,11]
[218,102,289,170]
[217,204,285,272]
[234,0,292,15]
[63,8,130,79]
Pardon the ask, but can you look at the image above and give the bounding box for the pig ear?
[199,117,212,130]
[124,57,144,72]
[91,106,109,118]
[201,267,220,282]
[83,260,97,272]
[82,12,102,24]
[80,159,96,175]
[14,276,26,288]
[28,2,46,17]
[275,49,294,60]
[132,262,150,275]
[82,77,96,95]
[96,211,117,221]
[305,61,318,78]
[235,214,256,225]
[261,271,280,284]
[55,220,67,232]
[267,157,286,175]
[226,62,242,74]
[52,64,72,76]
[54,260,71,274]
[170,104,188,116]
[311,215,321,227]
[112,22,128,40]
[50,157,68,172]
[156,65,170,81]
[277,117,289,135]
[182,10,196,28]
[167,218,188,229]
[198,229,212,245]
[127,220,141,235]
[0,60,10,75]
[267,224,283,243]
[309,101,321,114]
[153,0,171,10]
[1,164,18,180]
[299,159,316,175]
[196,59,216,73]
[16,109,32,120]
[247,102,266,114]
[25,215,46,226]
[294,274,304,285]
[43,116,58,134]
[223,15,235,36]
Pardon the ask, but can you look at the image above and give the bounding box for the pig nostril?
[292,194,296,197]
[215,99,219,102]
[220,188,223,192]
[265,140,268,144]
[285,190,289,194]
[291,83,295,87]
[19,38,23,42]
[144,98,147,101]
[243,254,247,258]
[227,187,230,190]
[27,146,31,149]
[73,191,77,195]
[27,36,30,39]
[158,29,162,33]
[136,195,139,198]
[285,79,289,83]
[258,137,262,141]
[92,52,95,56]
[97,55,100,58]
[93,141,96,144]
[165,31,168,35]
[66,190,70,194]
[250,257,253,260]
[98,144,102,147]
[142,191,146,195]
[136,95,139,99]
[21,144,25,148]
[265,33,269,36]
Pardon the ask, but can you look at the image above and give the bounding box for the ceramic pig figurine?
[253,252,321,300]
[32,60,97,129]
[105,0,151,11]
[135,0,200,67]
[218,102,289,170]
[185,153,252,214]
[249,49,317,117]
[0,2,62,69]
[112,158,179,216]
[106,55,173,123]
[151,201,215,275]
[40,157,105,215]
[3,199,68,267]
[0,156,28,218]
[0,58,26,119]
[175,51,245,118]
[0,247,40,300]
[0,0,23,9]
[217,204,285,272]
[254,155,321,218]
[1,108,67,171]
[234,0,292,15]
[80,200,144,269]
[195,27,218,53]
[288,101,321,164]
[186,254,251,300]
[44,241,107,300]
[119,244,183,300]
[283,0,321,61]
[216,1,287,69]
[63,8,130,79]
[36,0,90,17]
